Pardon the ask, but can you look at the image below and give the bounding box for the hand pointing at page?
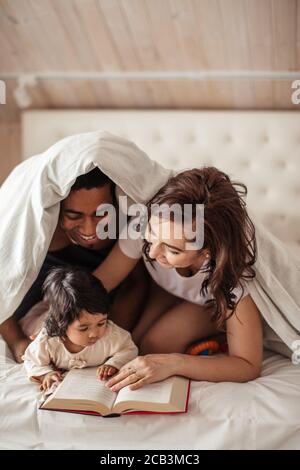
[105,354,180,392]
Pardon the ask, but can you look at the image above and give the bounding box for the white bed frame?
[22,109,300,254]
[1,109,299,450]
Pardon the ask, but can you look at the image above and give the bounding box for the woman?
[94,167,263,391]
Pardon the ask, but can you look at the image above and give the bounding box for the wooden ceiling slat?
[98,0,143,70]
[70,0,122,71]
[121,0,161,70]
[51,0,103,71]
[188,0,227,69]
[1,0,298,73]
[244,0,273,70]
[144,0,185,69]
[270,0,297,71]
[29,0,83,71]
[219,0,253,70]
[0,0,299,115]
[0,0,49,72]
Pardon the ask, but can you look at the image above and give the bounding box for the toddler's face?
[66,310,108,348]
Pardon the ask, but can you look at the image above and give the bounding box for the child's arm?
[103,326,139,371]
[22,331,57,384]
[39,371,63,391]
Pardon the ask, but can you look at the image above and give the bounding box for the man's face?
[60,185,114,250]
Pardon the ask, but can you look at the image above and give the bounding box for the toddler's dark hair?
[42,267,110,337]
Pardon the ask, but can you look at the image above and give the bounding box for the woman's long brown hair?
[142,167,257,328]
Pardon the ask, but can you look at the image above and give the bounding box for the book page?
[115,376,175,406]
[53,368,117,410]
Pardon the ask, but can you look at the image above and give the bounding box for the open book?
[40,367,190,416]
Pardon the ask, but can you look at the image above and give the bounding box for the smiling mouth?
[157,258,171,267]
[79,234,97,240]
[74,233,99,245]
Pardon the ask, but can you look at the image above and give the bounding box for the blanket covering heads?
[0,130,299,361]
[0,131,171,325]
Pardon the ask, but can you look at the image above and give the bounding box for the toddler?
[23,267,138,391]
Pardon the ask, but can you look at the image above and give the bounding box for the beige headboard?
[22,109,300,253]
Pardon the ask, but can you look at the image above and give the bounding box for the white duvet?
[1,337,300,450]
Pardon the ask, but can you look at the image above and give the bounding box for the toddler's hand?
[97,365,118,381]
[40,371,63,391]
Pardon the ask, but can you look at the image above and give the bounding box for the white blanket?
[1,339,299,450]
[0,131,171,324]
[1,130,300,359]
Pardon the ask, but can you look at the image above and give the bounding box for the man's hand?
[40,371,63,391]
[97,364,118,381]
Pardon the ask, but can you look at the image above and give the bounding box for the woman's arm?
[174,294,263,382]
[93,241,140,292]
[106,295,263,391]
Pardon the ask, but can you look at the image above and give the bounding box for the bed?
[1,109,300,450]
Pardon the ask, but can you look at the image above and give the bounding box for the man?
[0,168,148,362]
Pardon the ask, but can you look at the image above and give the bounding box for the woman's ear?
[200,248,210,259]
[196,249,210,267]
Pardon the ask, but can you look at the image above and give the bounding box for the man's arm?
[0,316,31,363]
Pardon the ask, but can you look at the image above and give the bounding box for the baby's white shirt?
[23,320,138,381]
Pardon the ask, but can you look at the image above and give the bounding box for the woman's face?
[145,216,206,269]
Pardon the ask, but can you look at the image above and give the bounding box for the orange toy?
[186,340,220,356]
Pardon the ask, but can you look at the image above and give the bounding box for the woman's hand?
[105,354,180,392]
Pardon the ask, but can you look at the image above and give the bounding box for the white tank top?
[118,235,248,306]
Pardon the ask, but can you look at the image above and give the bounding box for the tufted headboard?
[22,110,300,253]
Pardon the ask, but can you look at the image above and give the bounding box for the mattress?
[1,336,299,450]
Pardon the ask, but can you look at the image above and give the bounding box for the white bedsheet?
[1,337,299,450]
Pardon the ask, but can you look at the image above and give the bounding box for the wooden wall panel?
[0,123,21,185]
